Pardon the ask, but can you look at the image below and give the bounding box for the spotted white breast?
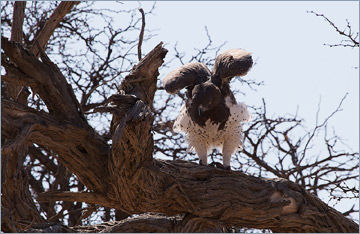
[173,97,252,155]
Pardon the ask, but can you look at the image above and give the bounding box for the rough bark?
[72,214,182,233]
[107,42,168,210]
[2,3,43,232]
[1,36,109,194]
[1,97,109,192]
[10,1,26,43]
[24,213,230,233]
[38,160,358,232]
[7,1,26,99]
[1,150,46,232]
[2,34,359,233]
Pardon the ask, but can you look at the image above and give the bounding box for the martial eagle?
[163,49,253,170]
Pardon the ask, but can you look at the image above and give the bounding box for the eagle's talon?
[224,166,231,171]
[215,162,224,168]
[209,162,225,169]
[210,162,231,170]
[209,162,217,167]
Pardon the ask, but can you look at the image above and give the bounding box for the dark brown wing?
[162,62,211,94]
[212,49,253,80]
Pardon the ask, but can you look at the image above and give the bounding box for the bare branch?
[37,191,119,209]
[137,7,145,61]
[30,1,80,57]
[308,11,359,48]
[302,93,348,159]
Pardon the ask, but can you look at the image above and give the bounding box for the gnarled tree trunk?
[1,2,358,233]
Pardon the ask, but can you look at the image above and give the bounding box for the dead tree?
[1,2,358,233]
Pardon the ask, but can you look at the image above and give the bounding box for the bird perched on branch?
[162,49,253,170]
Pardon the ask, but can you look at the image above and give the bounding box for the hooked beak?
[198,106,203,117]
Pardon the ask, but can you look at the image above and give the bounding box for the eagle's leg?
[222,154,232,170]
[222,140,237,170]
[195,143,208,166]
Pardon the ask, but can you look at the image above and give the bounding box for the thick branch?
[2,36,110,191]
[107,42,168,205]
[77,213,228,233]
[30,1,80,57]
[44,158,359,232]
[10,1,26,42]
[6,1,26,100]
[1,150,46,232]
[138,160,359,232]
[2,98,109,192]
[1,5,40,230]
[37,191,119,209]
[2,36,84,122]
[119,42,168,109]
[26,213,229,233]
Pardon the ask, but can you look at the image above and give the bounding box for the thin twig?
[302,93,348,159]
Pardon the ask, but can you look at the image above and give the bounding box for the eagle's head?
[191,81,221,117]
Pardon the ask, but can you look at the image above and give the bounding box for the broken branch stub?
[107,42,168,210]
